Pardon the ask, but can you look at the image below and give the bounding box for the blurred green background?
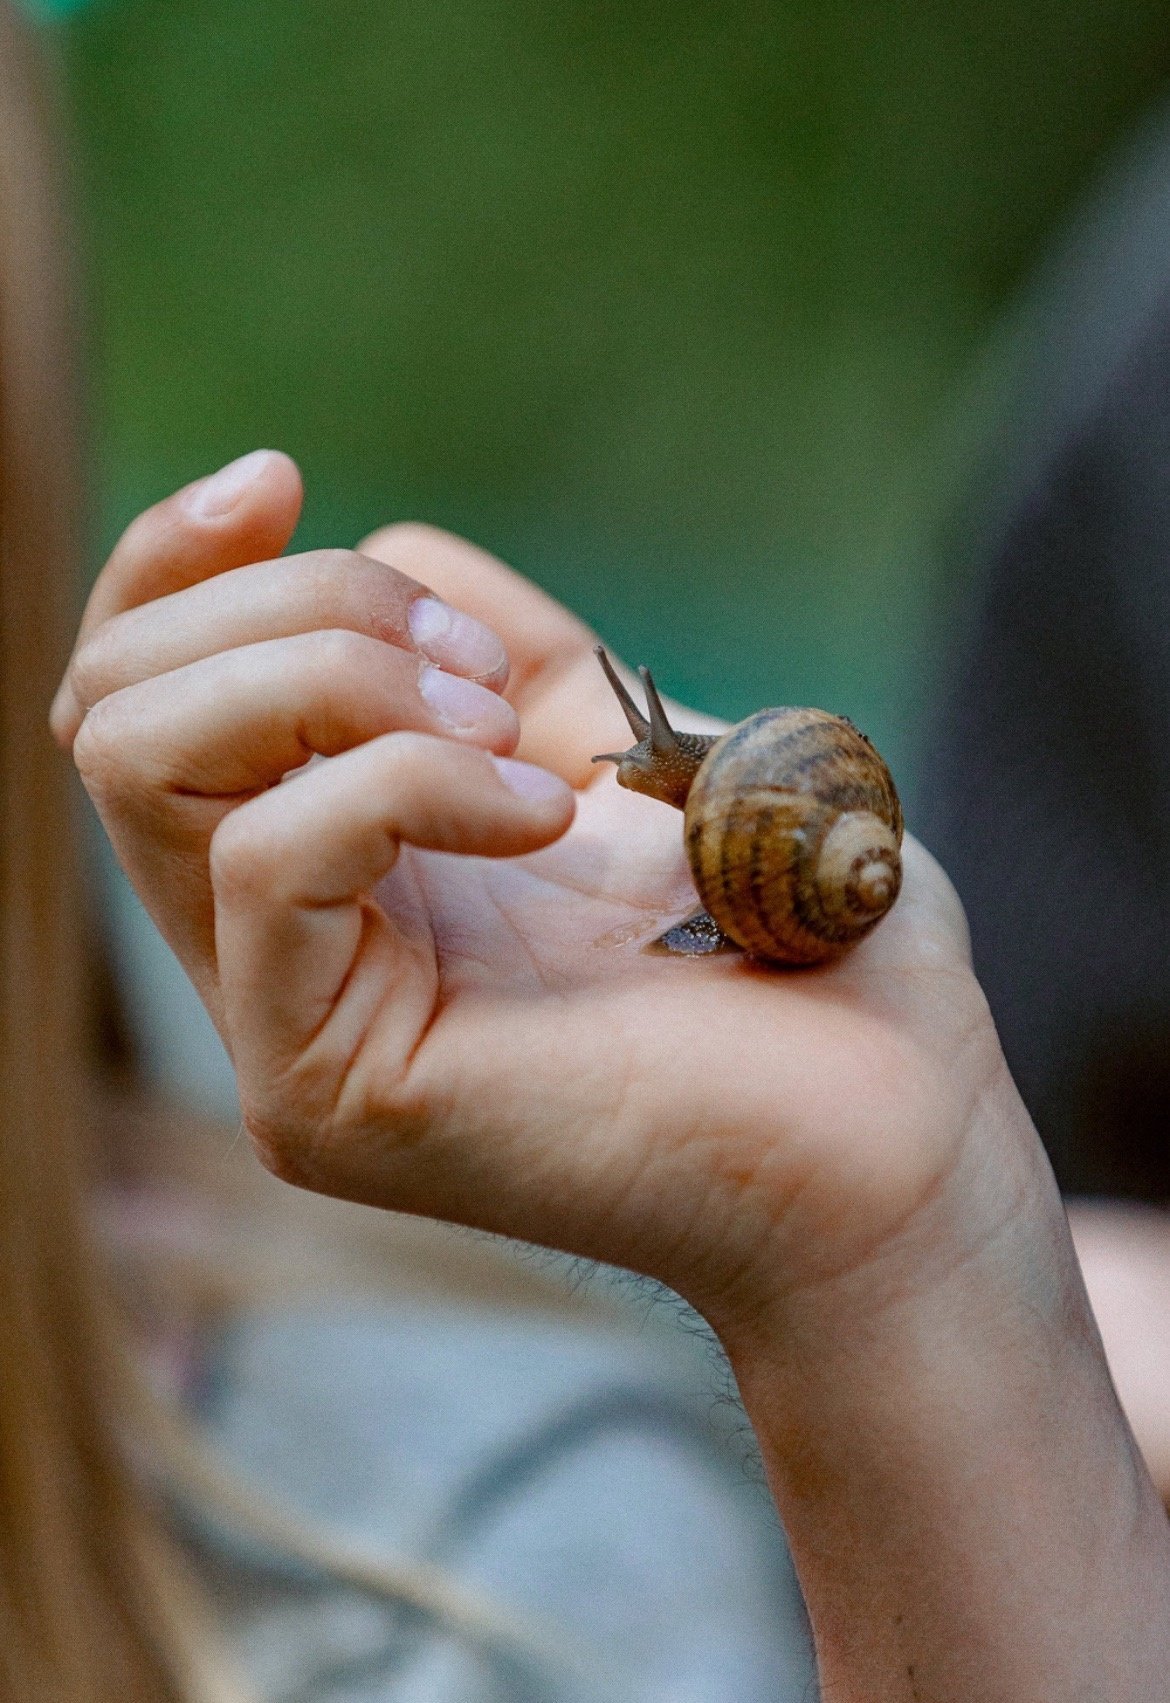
[56,0,1170,793]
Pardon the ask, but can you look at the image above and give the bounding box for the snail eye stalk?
[593,646,649,742]
[638,666,679,756]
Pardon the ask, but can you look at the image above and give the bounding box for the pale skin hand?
[55,451,1170,1699]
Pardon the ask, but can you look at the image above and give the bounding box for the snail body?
[592,649,903,965]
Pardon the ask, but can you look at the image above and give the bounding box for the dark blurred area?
[922,109,1170,1201]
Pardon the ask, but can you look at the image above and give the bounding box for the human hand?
[58,451,1170,1699]
[54,450,1044,1344]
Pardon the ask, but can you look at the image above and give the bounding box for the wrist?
[719,1075,1170,1698]
[705,1016,1054,1366]
[722,1058,1117,1490]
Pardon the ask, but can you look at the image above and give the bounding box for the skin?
[54,450,1170,1699]
[1069,1202,1170,1499]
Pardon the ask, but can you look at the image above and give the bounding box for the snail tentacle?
[593,646,649,741]
[638,666,679,757]
[591,653,715,809]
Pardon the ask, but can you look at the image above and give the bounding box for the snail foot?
[646,909,739,958]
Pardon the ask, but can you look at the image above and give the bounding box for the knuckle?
[383,729,431,776]
[208,810,278,905]
[294,549,352,613]
[317,546,359,573]
[68,628,116,712]
[296,547,358,594]
[71,697,132,797]
[303,624,376,680]
[292,550,415,636]
[240,1105,315,1189]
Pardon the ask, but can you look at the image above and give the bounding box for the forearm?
[727,1075,1170,1701]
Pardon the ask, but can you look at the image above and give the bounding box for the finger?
[358,522,651,782]
[209,737,574,1140]
[63,549,510,732]
[51,448,303,741]
[73,632,521,992]
[75,630,521,806]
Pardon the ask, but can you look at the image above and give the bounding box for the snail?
[592,647,904,964]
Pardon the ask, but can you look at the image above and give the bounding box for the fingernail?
[419,664,517,736]
[408,595,507,684]
[490,756,570,804]
[182,449,277,520]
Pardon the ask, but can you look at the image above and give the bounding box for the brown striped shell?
[683,707,903,963]
[592,649,903,965]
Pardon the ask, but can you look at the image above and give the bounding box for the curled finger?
[62,549,511,740]
[209,735,575,1167]
[72,631,522,996]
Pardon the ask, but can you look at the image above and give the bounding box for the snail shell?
[592,649,903,965]
[683,707,903,964]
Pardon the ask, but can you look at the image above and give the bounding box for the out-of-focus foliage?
[62,0,1170,777]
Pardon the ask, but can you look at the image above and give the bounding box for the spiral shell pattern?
[682,707,903,964]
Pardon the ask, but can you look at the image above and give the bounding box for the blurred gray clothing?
[921,98,1170,1196]
[190,1298,815,1703]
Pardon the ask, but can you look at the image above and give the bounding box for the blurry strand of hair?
[0,2,194,1695]
[127,1373,597,1691]
[123,1516,260,1703]
[144,1391,600,1688]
